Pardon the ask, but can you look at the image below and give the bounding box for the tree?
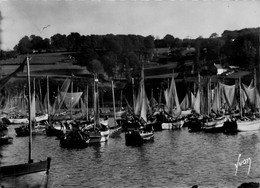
[30,35,44,50]
[77,47,99,66]
[67,32,81,51]
[42,38,51,50]
[209,32,219,38]
[89,59,104,75]
[16,36,32,54]
[101,52,116,77]
[163,34,175,47]
[51,34,68,50]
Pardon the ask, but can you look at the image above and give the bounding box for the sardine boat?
[203,116,226,133]
[236,118,260,132]
[0,57,52,188]
[0,158,51,188]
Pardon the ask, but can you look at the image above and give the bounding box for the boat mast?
[32,77,36,122]
[239,76,243,117]
[254,68,257,111]
[26,56,33,163]
[198,72,201,114]
[93,74,99,129]
[132,77,135,111]
[112,80,117,127]
[86,85,89,121]
[46,75,50,122]
[120,89,123,110]
[208,77,211,115]
[70,75,73,120]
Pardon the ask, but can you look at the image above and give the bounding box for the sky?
[0,0,260,50]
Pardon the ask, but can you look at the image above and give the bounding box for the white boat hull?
[204,117,226,128]
[9,114,49,124]
[89,130,110,143]
[35,114,49,122]
[162,120,184,130]
[140,131,154,141]
[9,118,29,124]
[237,119,260,132]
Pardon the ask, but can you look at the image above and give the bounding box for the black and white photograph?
[0,0,260,187]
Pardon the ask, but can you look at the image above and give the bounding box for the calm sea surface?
[1,125,260,188]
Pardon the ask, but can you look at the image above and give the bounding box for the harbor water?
[1,125,260,188]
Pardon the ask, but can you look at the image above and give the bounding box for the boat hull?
[9,114,49,124]
[109,126,122,138]
[125,129,154,146]
[187,120,204,132]
[9,118,29,124]
[88,130,110,144]
[149,121,162,131]
[0,158,51,188]
[162,120,184,130]
[237,119,260,132]
[203,117,226,133]
[0,136,13,146]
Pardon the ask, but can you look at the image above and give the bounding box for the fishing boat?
[162,70,183,130]
[203,116,226,133]
[0,123,13,146]
[82,75,110,144]
[0,135,13,146]
[161,119,184,130]
[60,122,90,148]
[125,66,154,146]
[9,117,29,124]
[236,118,260,132]
[15,78,47,137]
[106,80,124,137]
[235,76,260,132]
[45,121,65,137]
[9,114,48,124]
[125,126,154,146]
[0,57,51,188]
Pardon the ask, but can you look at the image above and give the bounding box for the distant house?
[154,47,171,56]
[181,47,196,57]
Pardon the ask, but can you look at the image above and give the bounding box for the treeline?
[3,27,260,80]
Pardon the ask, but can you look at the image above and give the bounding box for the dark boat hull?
[46,126,64,137]
[223,120,238,134]
[15,126,45,137]
[0,136,13,146]
[187,120,204,132]
[60,131,90,148]
[125,129,154,146]
[150,121,162,131]
[203,126,224,133]
[0,158,51,188]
